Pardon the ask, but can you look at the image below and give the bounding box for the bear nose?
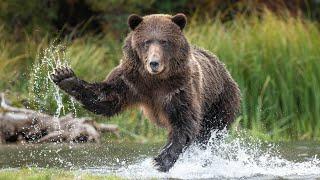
[149,61,159,71]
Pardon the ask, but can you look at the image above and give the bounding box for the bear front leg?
[51,66,106,105]
[154,91,200,172]
[51,66,129,116]
[154,129,190,172]
[51,67,91,98]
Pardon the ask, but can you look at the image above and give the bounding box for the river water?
[1,132,320,179]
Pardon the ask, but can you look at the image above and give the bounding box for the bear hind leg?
[197,83,240,145]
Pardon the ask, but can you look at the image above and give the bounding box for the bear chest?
[139,98,171,129]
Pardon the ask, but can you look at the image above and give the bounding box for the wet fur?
[51,14,240,172]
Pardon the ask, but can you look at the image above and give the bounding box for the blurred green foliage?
[1,0,320,37]
[0,0,58,34]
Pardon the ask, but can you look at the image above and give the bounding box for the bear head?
[124,13,190,78]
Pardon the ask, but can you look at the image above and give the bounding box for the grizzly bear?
[51,13,241,172]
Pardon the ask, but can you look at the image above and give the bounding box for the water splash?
[27,43,80,166]
[29,43,78,117]
[103,131,320,179]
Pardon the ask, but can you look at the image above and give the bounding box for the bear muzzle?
[150,60,160,71]
[146,44,165,74]
[147,57,165,74]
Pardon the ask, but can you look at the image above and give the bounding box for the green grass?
[0,168,122,180]
[186,11,320,140]
[0,11,320,141]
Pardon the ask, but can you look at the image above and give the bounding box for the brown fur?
[51,13,241,172]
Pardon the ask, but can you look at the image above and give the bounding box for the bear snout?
[147,58,164,74]
[149,60,160,71]
[146,44,165,74]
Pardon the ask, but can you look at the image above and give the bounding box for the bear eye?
[159,40,168,46]
[143,40,152,48]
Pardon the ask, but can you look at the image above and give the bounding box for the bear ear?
[171,13,187,30]
[128,14,143,30]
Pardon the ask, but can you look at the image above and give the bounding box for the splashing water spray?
[28,42,78,168]
[29,43,77,118]
[109,130,320,179]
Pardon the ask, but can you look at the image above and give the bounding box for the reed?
[186,11,320,140]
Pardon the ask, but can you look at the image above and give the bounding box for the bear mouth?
[145,64,165,75]
[148,67,165,75]
[151,69,161,74]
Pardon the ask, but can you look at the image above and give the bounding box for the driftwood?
[0,93,119,144]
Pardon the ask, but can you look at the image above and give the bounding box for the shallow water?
[1,133,320,179]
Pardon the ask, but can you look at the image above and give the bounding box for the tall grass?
[0,11,319,141]
[187,11,320,140]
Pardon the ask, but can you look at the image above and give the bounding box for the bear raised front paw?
[51,66,75,84]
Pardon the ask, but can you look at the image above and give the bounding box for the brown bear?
[51,13,241,172]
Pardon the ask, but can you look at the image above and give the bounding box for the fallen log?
[0,93,119,144]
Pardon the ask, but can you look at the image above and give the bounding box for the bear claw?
[153,153,176,172]
[51,66,75,84]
